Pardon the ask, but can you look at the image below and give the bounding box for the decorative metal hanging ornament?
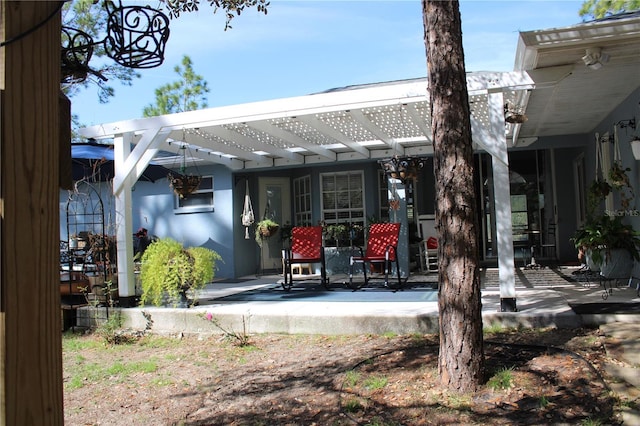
[61,0,170,83]
[379,104,426,184]
[380,156,425,185]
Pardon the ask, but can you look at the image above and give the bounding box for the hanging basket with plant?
[168,140,202,199]
[139,238,221,307]
[169,173,202,199]
[255,218,280,246]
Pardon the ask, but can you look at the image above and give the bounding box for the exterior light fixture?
[582,47,609,70]
[504,102,528,124]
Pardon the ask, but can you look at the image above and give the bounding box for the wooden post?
[1,2,64,424]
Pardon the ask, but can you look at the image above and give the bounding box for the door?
[258,177,291,272]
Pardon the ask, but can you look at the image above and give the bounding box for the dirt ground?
[63,326,626,425]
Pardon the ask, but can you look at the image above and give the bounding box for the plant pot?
[585,249,601,272]
[169,174,202,199]
[631,139,640,160]
[600,248,634,279]
[260,225,279,237]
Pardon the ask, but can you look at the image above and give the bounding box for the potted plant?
[255,218,280,247]
[323,223,348,247]
[572,215,640,276]
[609,161,634,210]
[139,238,221,307]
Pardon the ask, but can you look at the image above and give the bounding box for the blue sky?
[72,0,586,127]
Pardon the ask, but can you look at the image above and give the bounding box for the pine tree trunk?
[423,0,485,392]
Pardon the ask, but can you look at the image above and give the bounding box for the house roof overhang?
[79,12,640,173]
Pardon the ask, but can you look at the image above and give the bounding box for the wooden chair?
[417,214,438,273]
[282,226,328,291]
[349,222,402,290]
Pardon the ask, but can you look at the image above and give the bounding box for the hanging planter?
[241,180,255,239]
[379,156,426,184]
[104,1,170,69]
[168,173,202,199]
[255,218,279,247]
[168,140,202,199]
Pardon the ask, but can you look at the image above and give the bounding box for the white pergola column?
[472,91,517,311]
[113,133,137,304]
[112,128,172,305]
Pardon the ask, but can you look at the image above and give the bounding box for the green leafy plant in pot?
[572,215,640,275]
[139,238,221,307]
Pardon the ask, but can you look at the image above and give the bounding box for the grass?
[66,357,160,390]
[363,375,388,390]
[342,397,365,412]
[344,370,360,388]
[486,366,514,391]
[539,395,550,408]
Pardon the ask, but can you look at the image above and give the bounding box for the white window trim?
[293,175,312,226]
[320,171,365,225]
[174,175,214,214]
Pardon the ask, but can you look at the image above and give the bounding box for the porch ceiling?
[80,13,640,172]
[516,12,640,139]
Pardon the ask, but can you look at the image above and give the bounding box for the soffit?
[516,13,640,139]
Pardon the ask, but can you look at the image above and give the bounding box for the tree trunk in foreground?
[422,0,485,392]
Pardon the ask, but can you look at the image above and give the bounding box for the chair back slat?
[365,222,401,260]
[291,226,323,259]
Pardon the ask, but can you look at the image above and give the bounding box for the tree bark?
[422,0,485,392]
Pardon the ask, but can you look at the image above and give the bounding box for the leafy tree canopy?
[143,55,210,117]
[579,0,640,19]
[162,0,269,30]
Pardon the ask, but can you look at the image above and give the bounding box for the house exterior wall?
[61,163,238,280]
[63,90,639,281]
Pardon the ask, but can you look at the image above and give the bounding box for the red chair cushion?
[290,226,323,261]
[364,222,401,261]
[427,237,438,249]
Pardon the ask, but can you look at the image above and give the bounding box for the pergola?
[81,72,532,307]
[80,13,640,308]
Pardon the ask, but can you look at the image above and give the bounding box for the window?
[511,194,528,242]
[574,154,587,226]
[320,171,365,226]
[293,175,312,226]
[174,176,214,214]
[377,170,391,222]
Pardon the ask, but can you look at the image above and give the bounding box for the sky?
[71,0,588,128]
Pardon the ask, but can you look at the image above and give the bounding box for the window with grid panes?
[293,175,312,226]
[377,170,391,222]
[320,171,365,227]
